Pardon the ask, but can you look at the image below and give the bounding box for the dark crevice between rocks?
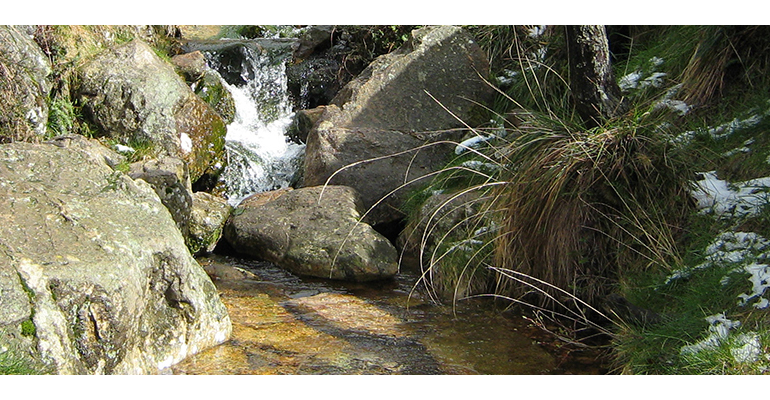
[372,218,406,248]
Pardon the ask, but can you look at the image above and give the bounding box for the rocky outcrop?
[0,25,52,142]
[0,141,231,374]
[129,157,193,240]
[287,106,325,144]
[171,51,236,125]
[188,192,232,255]
[302,26,494,225]
[76,39,227,183]
[224,186,398,281]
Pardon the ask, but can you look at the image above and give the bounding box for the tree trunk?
[566,25,627,127]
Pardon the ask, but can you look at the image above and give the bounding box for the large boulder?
[0,25,52,142]
[76,39,227,183]
[0,141,231,374]
[302,26,494,225]
[224,186,398,282]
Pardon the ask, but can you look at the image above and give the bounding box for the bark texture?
[567,25,628,127]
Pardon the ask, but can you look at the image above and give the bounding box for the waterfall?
[204,41,305,205]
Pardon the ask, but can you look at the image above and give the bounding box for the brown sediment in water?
[173,255,608,375]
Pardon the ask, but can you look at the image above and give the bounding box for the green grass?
[394,25,770,371]
[0,346,45,375]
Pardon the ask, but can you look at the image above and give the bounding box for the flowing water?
[172,255,607,375]
[204,40,305,205]
[177,35,608,375]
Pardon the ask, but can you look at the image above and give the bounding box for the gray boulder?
[129,157,194,241]
[45,135,126,170]
[224,186,398,282]
[0,142,231,374]
[0,25,52,142]
[188,192,232,256]
[76,39,227,183]
[302,26,494,225]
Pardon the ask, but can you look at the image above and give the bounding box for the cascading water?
[204,41,305,205]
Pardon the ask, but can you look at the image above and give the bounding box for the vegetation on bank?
[402,25,770,374]
[3,25,769,375]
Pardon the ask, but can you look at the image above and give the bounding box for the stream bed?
[171,255,608,375]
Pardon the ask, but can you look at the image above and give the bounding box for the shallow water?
[171,255,607,375]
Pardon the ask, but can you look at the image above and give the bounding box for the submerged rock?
[75,39,226,183]
[0,141,231,374]
[303,25,494,225]
[224,185,398,281]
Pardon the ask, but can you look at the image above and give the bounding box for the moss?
[20,320,36,338]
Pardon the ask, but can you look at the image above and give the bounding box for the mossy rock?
[194,70,236,125]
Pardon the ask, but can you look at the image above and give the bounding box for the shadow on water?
[172,254,609,375]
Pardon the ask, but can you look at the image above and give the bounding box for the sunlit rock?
[224,185,398,281]
[76,39,226,183]
[0,142,230,374]
[0,25,52,141]
[188,192,232,255]
[303,25,494,225]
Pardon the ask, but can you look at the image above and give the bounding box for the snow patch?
[737,263,770,309]
[690,171,770,220]
[731,332,763,363]
[674,113,765,144]
[654,99,691,116]
[114,144,136,154]
[680,313,741,356]
[527,25,547,38]
[180,132,193,154]
[455,134,495,155]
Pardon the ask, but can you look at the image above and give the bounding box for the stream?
[172,33,609,375]
[172,255,607,375]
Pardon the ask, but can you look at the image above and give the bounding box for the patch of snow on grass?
[528,25,547,38]
[737,263,770,309]
[654,99,691,116]
[114,144,135,154]
[495,69,519,86]
[690,171,770,219]
[664,230,770,309]
[680,313,741,356]
[642,72,667,88]
[455,134,495,155]
[460,160,501,173]
[619,71,642,91]
[722,138,755,157]
[731,332,762,363]
[665,231,770,285]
